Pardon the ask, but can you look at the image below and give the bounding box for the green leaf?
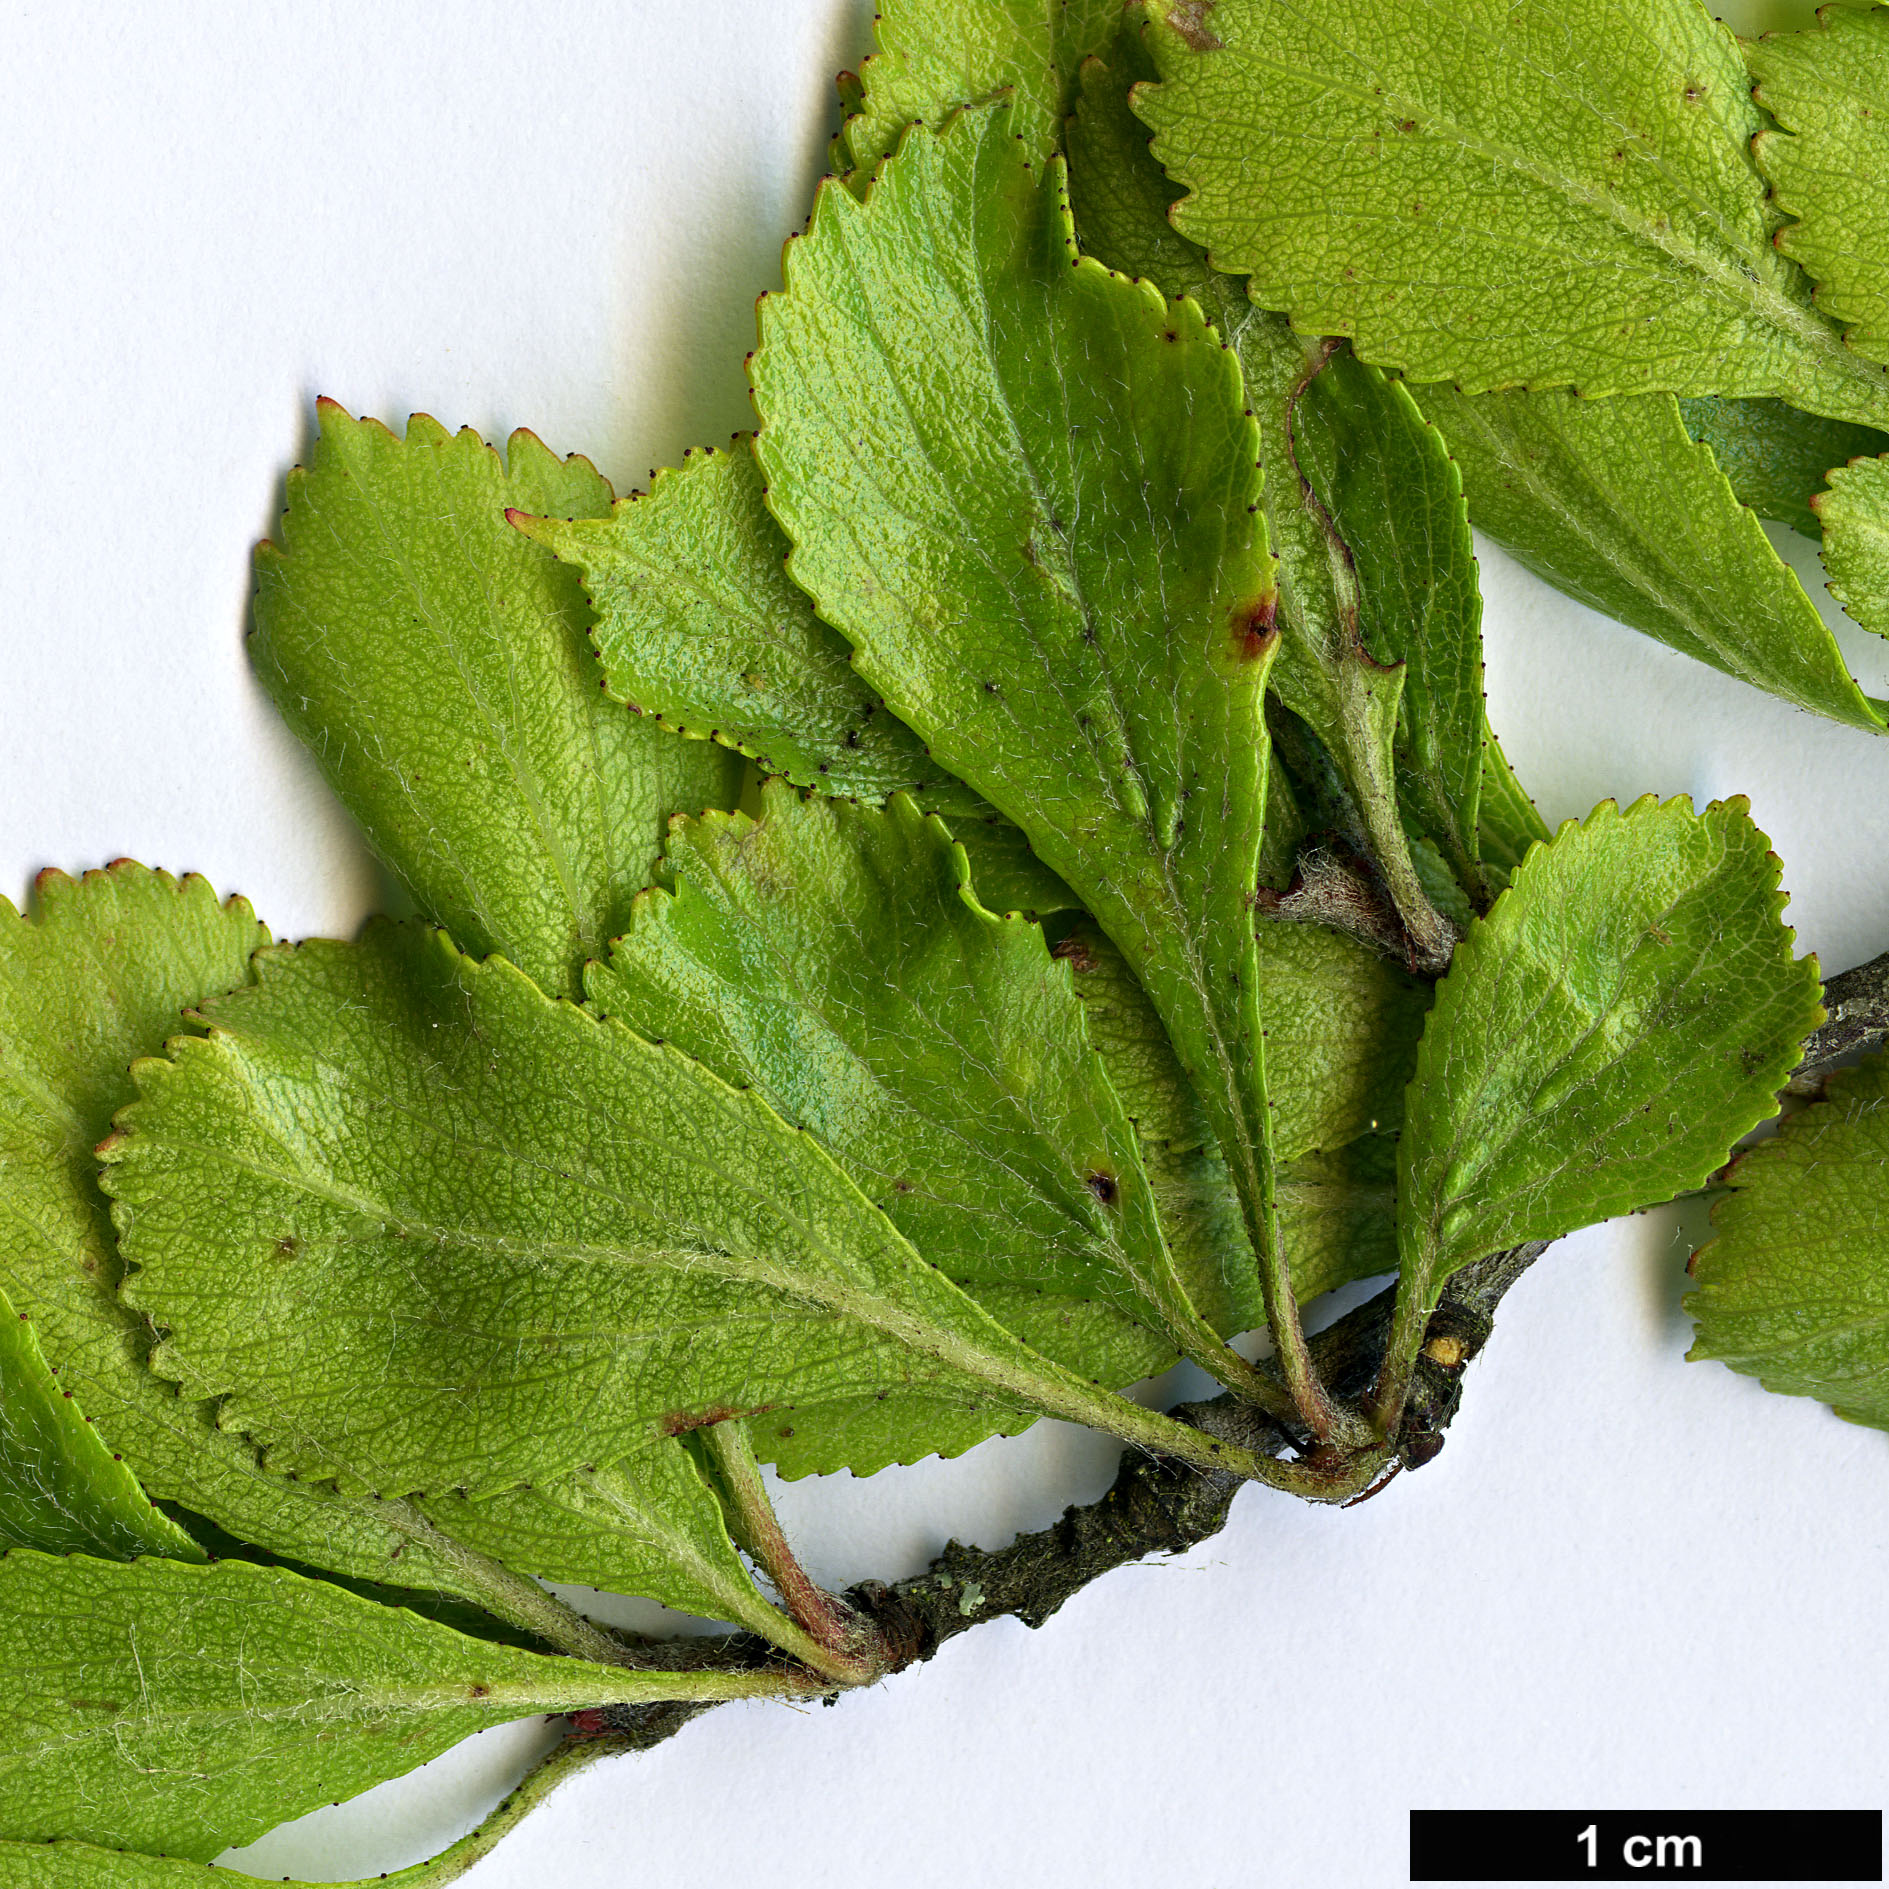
[102,921,1251,1501]
[1294,351,1487,903]
[586,783,1243,1399]
[517,440,1074,915]
[1676,395,1889,539]
[750,105,1291,1361]
[0,865,699,1638]
[0,1738,617,1889]
[1138,0,1889,430]
[840,0,1126,177]
[1688,1051,1889,1428]
[419,1441,800,1643]
[251,404,743,999]
[1397,795,1820,1317]
[759,1292,1175,1479]
[0,1550,792,1862]
[1410,385,1881,731]
[1747,8,1889,367]
[1057,915,1427,1160]
[1251,924,1430,1157]
[1478,721,1551,885]
[1817,451,1889,637]
[1066,36,1461,956]
[0,1284,199,1561]
[1147,1134,1397,1334]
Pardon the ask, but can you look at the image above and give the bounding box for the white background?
[5,4,1888,1885]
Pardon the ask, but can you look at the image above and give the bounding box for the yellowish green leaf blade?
[0,1551,787,1863]
[751,105,1286,1352]
[1138,0,1889,428]
[586,784,1221,1387]
[1817,451,1889,638]
[102,921,1234,1501]
[0,1284,199,1561]
[1398,795,1820,1314]
[1412,385,1881,730]
[251,405,743,999]
[1688,1051,1889,1428]
[1748,8,1889,367]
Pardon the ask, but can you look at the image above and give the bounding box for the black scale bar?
[1410,1809,1881,1882]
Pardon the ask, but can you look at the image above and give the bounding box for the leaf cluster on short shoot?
[9,0,1889,1878]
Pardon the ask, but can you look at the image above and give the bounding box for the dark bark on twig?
[1787,948,1889,1093]
[564,950,1867,1753]
[574,1239,1549,1749]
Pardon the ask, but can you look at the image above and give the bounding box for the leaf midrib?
[124,1059,1110,1466]
[0,1672,649,1782]
[1415,852,1770,1270]
[322,453,598,964]
[1195,5,1878,403]
[1437,394,1790,684]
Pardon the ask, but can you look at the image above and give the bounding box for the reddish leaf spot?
[1085,1169,1119,1206]
[1229,594,1278,662]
